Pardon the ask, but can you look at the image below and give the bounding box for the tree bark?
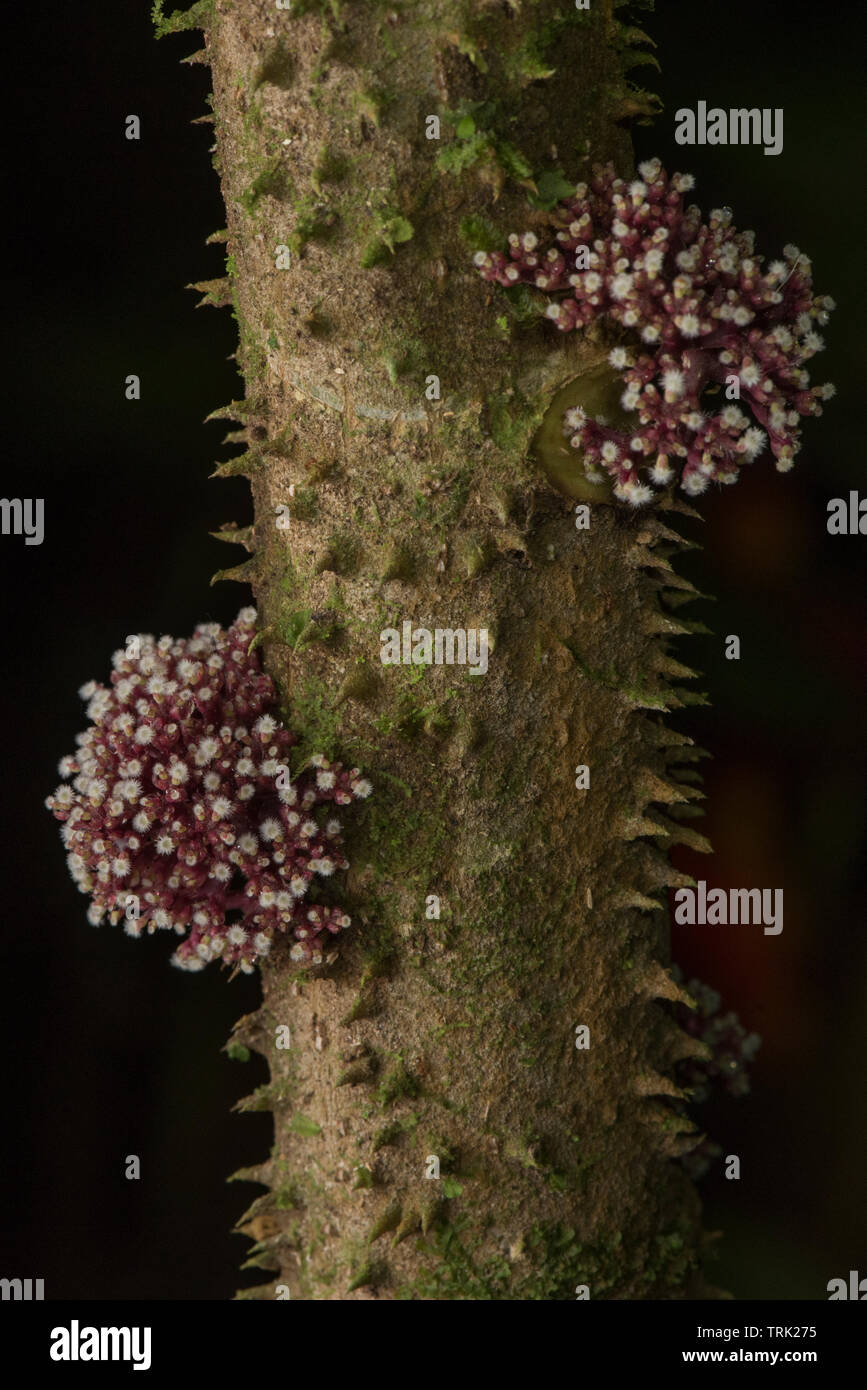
[178,0,719,1299]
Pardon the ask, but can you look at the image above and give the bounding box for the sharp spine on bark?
[634,962,696,1006]
[611,889,664,913]
[187,277,233,309]
[210,523,255,551]
[372,1123,401,1153]
[634,1072,689,1101]
[334,665,378,707]
[392,1208,422,1246]
[336,1055,377,1087]
[210,559,258,587]
[346,1259,378,1294]
[210,451,262,479]
[380,542,415,582]
[368,1204,402,1243]
[205,401,251,425]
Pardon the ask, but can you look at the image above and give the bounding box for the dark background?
[1,1,863,1299]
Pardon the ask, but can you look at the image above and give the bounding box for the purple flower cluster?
[45,608,371,973]
[673,974,761,1104]
[473,159,835,504]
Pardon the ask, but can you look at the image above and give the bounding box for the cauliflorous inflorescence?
[45,608,371,974]
[473,159,835,504]
[673,973,762,1103]
[666,972,762,1180]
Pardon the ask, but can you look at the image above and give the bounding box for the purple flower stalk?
[473,159,835,504]
[46,608,371,974]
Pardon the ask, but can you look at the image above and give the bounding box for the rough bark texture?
[176,0,720,1298]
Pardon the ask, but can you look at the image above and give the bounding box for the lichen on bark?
[169,0,726,1299]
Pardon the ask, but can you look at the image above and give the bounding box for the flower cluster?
[473,159,835,504]
[673,974,761,1104]
[664,971,762,1180]
[45,608,371,974]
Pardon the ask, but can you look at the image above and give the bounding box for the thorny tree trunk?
[175,0,721,1298]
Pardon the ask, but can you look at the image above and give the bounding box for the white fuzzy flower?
[87,779,107,805]
[720,406,747,430]
[682,472,709,496]
[194,736,220,766]
[662,368,685,401]
[610,273,633,302]
[738,427,767,461]
[176,659,201,684]
[615,479,654,507]
[650,457,674,486]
